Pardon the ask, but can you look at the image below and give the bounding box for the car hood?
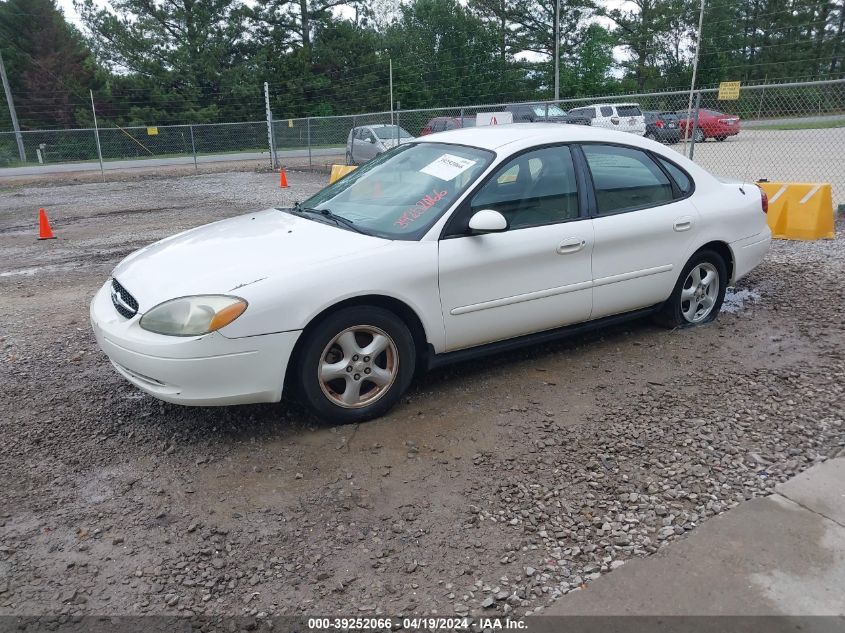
[112,209,388,312]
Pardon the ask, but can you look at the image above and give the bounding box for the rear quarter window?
[656,156,693,195]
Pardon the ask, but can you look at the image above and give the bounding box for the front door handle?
[673,217,693,232]
[556,238,587,254]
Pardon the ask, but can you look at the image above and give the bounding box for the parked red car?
[677,109,741,142]
[419,116,476,136]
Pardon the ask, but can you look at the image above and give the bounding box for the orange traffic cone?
[279,168,289,188]
[38,208,56,240]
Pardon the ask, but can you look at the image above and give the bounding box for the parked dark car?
[677,109,741,142]
[644,111,681,143]
[419,116,476,136]
[505,103,591,126]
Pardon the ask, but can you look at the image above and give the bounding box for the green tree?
[598,0,677,90]
[0,0,95,128]
[76,0,255,123]
[471,0,597,97]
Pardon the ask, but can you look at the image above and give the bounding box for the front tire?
[656,250,727,328]
[693,128,705,143]
[294,306,416,424]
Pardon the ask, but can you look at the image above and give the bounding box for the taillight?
[758,186,768,214]
[655,120,664,128]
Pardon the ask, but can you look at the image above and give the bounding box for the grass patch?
[749,119,845,131]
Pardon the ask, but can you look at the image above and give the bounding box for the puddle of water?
[723,287,761,313]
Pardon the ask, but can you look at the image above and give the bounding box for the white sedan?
[90,124,771,423]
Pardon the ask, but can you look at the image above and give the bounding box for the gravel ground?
[0,170,843,622]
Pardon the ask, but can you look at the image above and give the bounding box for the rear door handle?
[556,238,587,254]
[673,217,693,232]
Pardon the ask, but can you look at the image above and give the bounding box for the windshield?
[529,105,567,117]
[300,143,494,240]
[374,126,413,139]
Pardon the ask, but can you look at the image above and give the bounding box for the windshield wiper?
[290,202,367,235]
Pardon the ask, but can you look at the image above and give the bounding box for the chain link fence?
[281,78,843,204]
[0,121,271,172]
[2,79,843,205]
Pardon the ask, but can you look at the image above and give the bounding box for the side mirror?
[468,209,508,234]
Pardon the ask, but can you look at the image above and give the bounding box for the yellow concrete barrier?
[329,164,356,184]
[757,181,835,240]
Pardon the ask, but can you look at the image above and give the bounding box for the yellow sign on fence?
[718,81,741,100]
[146,127,159,135]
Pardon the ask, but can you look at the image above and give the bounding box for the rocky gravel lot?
[0,170,843,624]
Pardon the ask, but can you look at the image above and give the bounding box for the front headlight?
[139,295,247,336]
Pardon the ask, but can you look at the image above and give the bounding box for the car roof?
[416,122,650,151]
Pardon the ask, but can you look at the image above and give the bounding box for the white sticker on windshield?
[420,154,477,181]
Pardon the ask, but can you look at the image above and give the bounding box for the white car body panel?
[590,197,701,318]
[439,222,594,351]
[91,123,770,406]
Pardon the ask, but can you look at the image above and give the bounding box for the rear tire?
[345,150,355,166]
[693,128,705,143]
[655,250,727,329]
[294,306,416,424]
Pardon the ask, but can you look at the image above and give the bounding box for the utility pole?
[684,0,706,156]
[554,0,560,102]
[389,58,394,125]
[0,50,26,163]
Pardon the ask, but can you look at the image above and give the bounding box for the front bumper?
[90,281,301,406]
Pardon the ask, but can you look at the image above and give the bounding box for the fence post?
[396,102,400,145]
[688,91,702,160]
[545,103,549,121]
[89,89,105,182]
[351,116,356,165]
[263,81,276,170]
[460,107,464,127]
[189,124,198,173]
[307,117,312,169]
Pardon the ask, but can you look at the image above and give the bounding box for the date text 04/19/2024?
[306,617,526,630]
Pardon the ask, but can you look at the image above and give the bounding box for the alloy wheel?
[318,325,399,409]
[680,262,720,323]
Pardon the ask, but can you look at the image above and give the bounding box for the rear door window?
[600,106,613,117]
[582,144,674,215]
